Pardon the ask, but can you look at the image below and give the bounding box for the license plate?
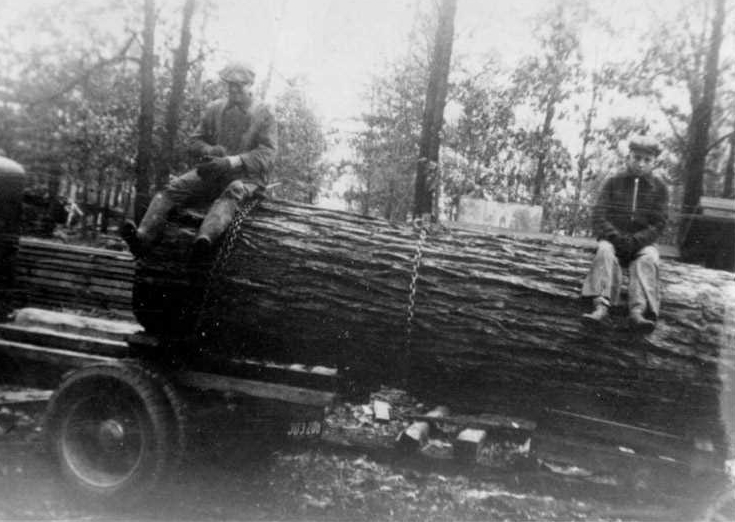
[287,420,322,438]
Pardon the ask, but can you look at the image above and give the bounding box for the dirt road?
[1,397,725,522]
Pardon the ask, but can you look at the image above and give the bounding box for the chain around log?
[194,196,261,338]
[405,216,429,352]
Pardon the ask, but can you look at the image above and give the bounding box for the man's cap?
[219,61,255,85]
[628,135,661,157]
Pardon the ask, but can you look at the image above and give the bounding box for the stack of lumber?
[12,237,134,317]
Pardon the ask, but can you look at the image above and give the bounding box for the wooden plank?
[15,275,133,299]
[17,245,132,263]
[15,295,131,313]
[16,268,133,289]
[397,406,450,452]
[19,237,133,261]
[174,370,336,407]
[17,251,133,272]
[0,389,53,405]
[0,324,131,357]
[16,292,131,312]
[17,282,132,299]
[540,409,698,463]
[11,307,141,340]
[17,253,133,272]
[180,354,341,391]
[454,428,487,463]
[700,196,735,212]
[532,432,695,483]
[411,412,536,434]
[16,258,134,278]
[16,269,133,291]
[701,208,735,219]
[241,358,339,378]
[0,339,117,367]
[12,292,133,315]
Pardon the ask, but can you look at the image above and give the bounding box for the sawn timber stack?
[133,199,735,451]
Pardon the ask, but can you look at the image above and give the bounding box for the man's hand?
[203,145,227,157]
[196,156,231,181]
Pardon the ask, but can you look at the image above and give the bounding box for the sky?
[202,0,687,129]
[0,0,714,155]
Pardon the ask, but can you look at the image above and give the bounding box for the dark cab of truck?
[0,155,26,316]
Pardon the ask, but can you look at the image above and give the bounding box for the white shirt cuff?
[227,155,244,169]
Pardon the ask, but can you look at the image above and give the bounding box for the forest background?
[0,0,733,244]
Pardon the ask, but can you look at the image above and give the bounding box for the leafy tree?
[441,70,520,218]
[272,81,328,204]
[0,0,218,235]
[347,57,428,221]
[622,0,732,228]
[512,1,585,210]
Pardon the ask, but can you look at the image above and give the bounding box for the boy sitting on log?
[581,135,669,333]
[122,61,277,259]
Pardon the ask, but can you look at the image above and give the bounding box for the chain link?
[405,217,428,351]
[194,196,261,337]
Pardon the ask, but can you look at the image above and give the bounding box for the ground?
[1,390,727,522]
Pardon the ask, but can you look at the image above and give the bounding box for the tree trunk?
[134,0,157,222]
[101,183,113,233]
[80,182,88,238]
[680,0,725,225]
[133,199,735,449]
[722,125,735,198]
[157,0,196,191]
[414,0,457,217]
[569,79,599,235]
[532,91,557,208]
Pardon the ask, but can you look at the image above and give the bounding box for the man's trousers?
[581,239,661,316]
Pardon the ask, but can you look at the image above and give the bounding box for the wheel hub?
[98,419,126,451]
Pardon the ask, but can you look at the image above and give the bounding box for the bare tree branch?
[28,33,136,107]
[655,97,687,150]
[707,130,735,152]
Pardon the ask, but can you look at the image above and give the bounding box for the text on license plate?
[287,420,322,438]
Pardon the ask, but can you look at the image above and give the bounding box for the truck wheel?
[44,362,182,505]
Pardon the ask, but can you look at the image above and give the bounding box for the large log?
[134,199,735,449]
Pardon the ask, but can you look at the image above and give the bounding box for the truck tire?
[44,362,183,505]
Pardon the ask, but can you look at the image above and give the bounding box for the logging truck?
[1,159,734,511]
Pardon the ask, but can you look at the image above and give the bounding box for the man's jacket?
[190,98,277,187]
[592,169,669,249]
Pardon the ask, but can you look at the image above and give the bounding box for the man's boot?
[582,297,610,327]
[629,307,655,334]
[192,196,238,260]
[120,193,175,257]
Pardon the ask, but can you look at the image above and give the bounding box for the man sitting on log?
[122,61,277,259]
[581,135,669,333]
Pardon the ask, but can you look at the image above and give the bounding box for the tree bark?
[414,0,457,217]
[133,199,734,447]
[680,0,725,224]
[569,78,599,235]
[722,125,735,198]
[532,91,557,207]
[157,0,196,191]
[134,0,157,222]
